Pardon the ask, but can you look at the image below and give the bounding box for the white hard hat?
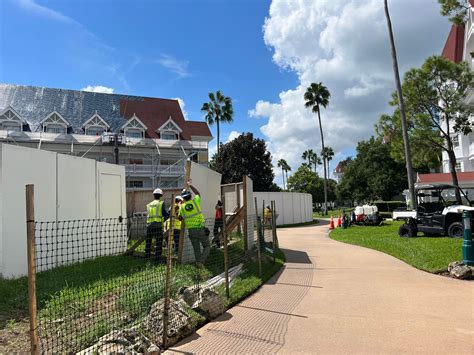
[153,188,163,195]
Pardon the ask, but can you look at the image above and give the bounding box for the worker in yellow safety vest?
[164,196,183,254]
[145,188,169,261]
[264,204,272,225]
[178,182,209,266]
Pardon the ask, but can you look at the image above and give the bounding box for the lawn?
[314,208,354,218]
[330,221,462,273]
[0,233,284,352]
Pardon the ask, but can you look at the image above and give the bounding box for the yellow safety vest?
[164,212,181,231]
[147,200,164,224]
[179,195,204,229]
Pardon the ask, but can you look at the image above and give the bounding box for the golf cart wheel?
[398,223,416,238]
[447,222,464,238]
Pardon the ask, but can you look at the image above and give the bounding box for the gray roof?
[0,84,147,133]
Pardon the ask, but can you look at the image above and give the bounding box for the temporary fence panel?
[245,176,255,249]
[253,192,313,226]
[0,144,126,278]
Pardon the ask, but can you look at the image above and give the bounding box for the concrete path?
[167,222,474,354]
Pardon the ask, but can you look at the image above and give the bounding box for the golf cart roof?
[415,184,458,190]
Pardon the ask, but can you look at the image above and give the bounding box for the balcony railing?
[124,164,184,176]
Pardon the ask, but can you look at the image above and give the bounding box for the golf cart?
[396,184,474,238]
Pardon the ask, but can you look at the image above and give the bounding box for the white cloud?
[172,97,189,120]
[81,85,114,94]
[157,54,191,78]
[253,0,451,181]
[227,131,241,142]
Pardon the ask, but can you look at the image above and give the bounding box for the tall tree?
[287,164,336,203]
[310,152,322,173]
[210,133,275,191]
[438,0,471,24]
[384,0,417,209]
[376,111,442,172]
[277,159,290,190]
[283,161,291,188]
[321,147,334,179]
[396,56,473,203]
[336,137,407,203]
[304,82,330,214]
[201,90,234,155]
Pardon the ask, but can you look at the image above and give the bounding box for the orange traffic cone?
[329,216,335,230]
[337,215,342,228]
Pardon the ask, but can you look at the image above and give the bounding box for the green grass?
[330,221,462,273]
[314,208,354,218]
[1,232,285,352]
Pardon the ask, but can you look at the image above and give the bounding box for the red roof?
[442,24,465,63]
[119,97,211,140]
[417,172,474,184]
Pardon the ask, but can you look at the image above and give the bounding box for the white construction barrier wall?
[254,192,313,226]
[0,144,126,278]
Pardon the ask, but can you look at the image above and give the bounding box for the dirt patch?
[0,318,30,353]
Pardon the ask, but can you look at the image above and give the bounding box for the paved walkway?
[167,222,474,354]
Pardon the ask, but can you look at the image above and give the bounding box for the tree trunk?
[281,167,286,190]
[317,107,328,214]
[216,118,220,155]
[384,0,417,210]
[447,145,463,204]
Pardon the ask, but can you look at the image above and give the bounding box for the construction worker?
[164,196,183,254]
[213,200,223,248]
[264,204,272,225]
[178,182,209,267]
[145,188,169,261]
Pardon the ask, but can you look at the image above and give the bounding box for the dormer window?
[83,113,110,136]
[41,111,69,134]
[121,114,147,139]
[0,107,26,132]
[157,117,182,141]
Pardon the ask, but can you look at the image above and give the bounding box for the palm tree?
[384,0,417,209]
[277,159,289,190]
[304,82,330,214]
[310,153,322,173]
[302,149,315,166]
[283,162,291,188]
[201,90,234,155]
[321,147,334,179]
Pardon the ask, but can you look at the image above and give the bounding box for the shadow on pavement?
[280,248,312,264]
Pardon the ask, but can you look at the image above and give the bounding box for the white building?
[0,84,212,190]
[441,1,474,173]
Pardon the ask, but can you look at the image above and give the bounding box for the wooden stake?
[162,194,175,349]
[26,184,39,355]
[254,197,262,277]
[271,200,277,263]
[242,176,248,251]
[222,195,230,299]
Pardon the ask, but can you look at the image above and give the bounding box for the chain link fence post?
[222,195,230,299]
[162,194,175,349]
[254,197,262,277]
[26,184,39,354]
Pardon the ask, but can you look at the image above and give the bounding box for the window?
[125,129,143,138]
[127,180,144,188]
[83,114,109,136]
[1,122,22,132]
[161,131,178,140]
[0,107,25,132]
[86,126,105,136]
[45,124,66,134]
[452,135,459,148]
[455,162,462,172]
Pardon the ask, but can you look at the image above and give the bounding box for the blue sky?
[0,0,451,186]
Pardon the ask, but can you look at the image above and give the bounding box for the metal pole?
[254,197,262,277]
[114,133,119,165]
[26,184,39,355]
[162,194,175,349]
[462,210,473,266]
[222,195,230,298]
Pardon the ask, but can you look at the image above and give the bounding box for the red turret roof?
[442,24,465,63]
